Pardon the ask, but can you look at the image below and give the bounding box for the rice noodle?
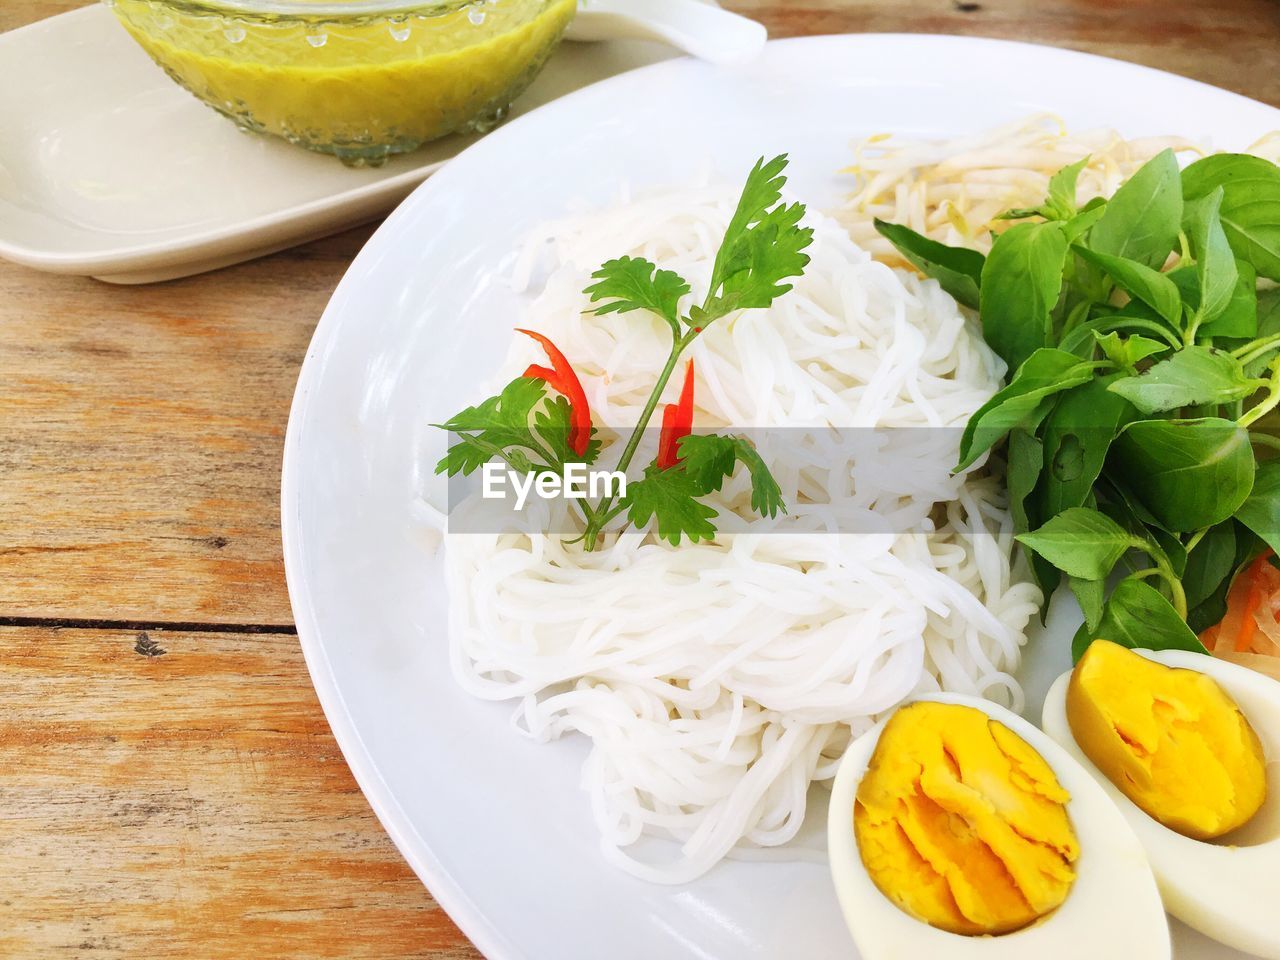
[437,182,1041,883]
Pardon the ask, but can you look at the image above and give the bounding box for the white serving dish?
[280,32,1280,960]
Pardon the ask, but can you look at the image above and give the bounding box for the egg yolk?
[854,702,1079,936]
[1067,640,1267,841]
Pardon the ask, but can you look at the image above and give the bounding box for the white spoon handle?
[568,0,768,66]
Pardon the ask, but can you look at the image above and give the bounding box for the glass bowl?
[105,0,578,166]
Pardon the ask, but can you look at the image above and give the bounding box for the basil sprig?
[879,149,1280,658]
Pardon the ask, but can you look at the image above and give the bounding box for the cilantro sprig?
[434,376,601,479]
[435,155,811,549]
[876,147,1280,660]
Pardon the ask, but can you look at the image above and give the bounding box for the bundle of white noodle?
[441,180,1042,884]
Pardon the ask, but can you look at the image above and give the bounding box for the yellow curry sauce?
[111,0,577,160]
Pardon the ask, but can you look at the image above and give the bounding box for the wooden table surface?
[2,1,1278,956]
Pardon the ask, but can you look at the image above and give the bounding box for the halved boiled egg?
[829,693,1169,960]
[1042,641,1280,959]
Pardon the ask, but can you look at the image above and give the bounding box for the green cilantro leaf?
[715,154,790,277]
[436,436,533,477]
[433,376,548,475]
[677,433,786,518]
[533,394,601,466]
[623,465,719,546]
[436,156,818,553]
[692,155,814,326]
[584,256,691,332]
[435,434,497,476]
[677,433,737,491]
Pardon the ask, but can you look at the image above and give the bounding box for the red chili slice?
[656,403,680,469]
[523,363,559,384]
[657,361,695,469]
[516,329,592,456]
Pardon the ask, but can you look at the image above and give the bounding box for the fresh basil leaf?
[1089,148,1183,269]
[1074,246,1183,324]
[1168,261,1257,340]
[1101,475,1169,531]
[1168,263,1200,312]
[956,348,1096,470]
[1107,346,1259,414]
[997,207,1043,222]
[979,221,1069,372]
[1200,261,1258,339]
[1016,507,1136,581]
[1092,331,1168,369]
[1063,199,1107,243]
[1098,480,1186,576]
[1260,287,1280,336]
[1072,578,1208,662]
[1182,153,1280,281]
[1188,524,1269,633]
[1007,427,1061,614]
[1236,457,1280,555]
[1059,317,1109,358]
[1038,375,1135,517]
[1110,417,1256,531]
[1183,522,1237,612]
[1031,556,1063,610]
[1007,428,1043,535]
[1184,187,1240,326]
[1187,593,1227,636]
[1069,576,1106,632]
[1241,287,1280,377]
[1059,312,1173,357]
[1000,158,1090,222]
[873,219,984,309]
[1097,298,1180,332]
[1045,157,1088,220]
[1149,526,1188,578]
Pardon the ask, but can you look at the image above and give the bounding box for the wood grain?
[0,624,480,959]
[734,0,1280,107]
[0,228,371,626]
[1,2,1278,959]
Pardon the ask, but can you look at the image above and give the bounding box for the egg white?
[1042,651,1280,960]
[829,692,1170,960]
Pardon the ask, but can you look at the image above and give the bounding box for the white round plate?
[281,34,1280,960]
